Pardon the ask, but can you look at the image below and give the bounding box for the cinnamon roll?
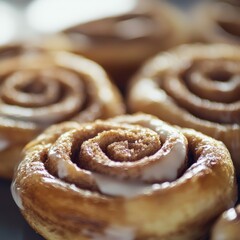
[0,44,124,179]
[40,0,187,91]
[192,1,240,45]
[12,113,237,240]
[128,44,240,175]
[211,205,240,240]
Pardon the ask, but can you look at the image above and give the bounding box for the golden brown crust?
[127,43,240,175]
[40,0,188,91]
[192,2,240,45]
[0,44,125,179]
[211,205,240,240]
[12,113,237,240]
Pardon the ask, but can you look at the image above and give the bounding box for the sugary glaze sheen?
[41,0,187,91]
[0,44,125,178]
[127,44,240,175]
[12,113,237,240]
[192,1,240,44]
[211,205,240,240]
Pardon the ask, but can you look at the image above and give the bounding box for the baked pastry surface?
[127,44,240,174]
[12,113,237,240]
[0,44,125,178]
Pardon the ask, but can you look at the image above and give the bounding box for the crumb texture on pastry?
[0,44,124,178]
[12,113,237,240]
[128,44,240,174]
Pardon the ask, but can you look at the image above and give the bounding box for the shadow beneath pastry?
[0,179,44,240]
[0,174,238,240]
[0,179,24,239]
[23,223,44,240]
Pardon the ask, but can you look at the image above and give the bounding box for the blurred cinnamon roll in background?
[127,44,240,175]
[192,1,240,44]
[0,44,124,179]
[211,205,240,240]
[34,0,188,92]
[12,113,237,240]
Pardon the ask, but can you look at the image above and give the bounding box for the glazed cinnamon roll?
[192,1,240,45]
[0,44,124,179]
[41,0,187,91]
[12,113,237,240]
[127,44,240,175]
[211,205,240,240]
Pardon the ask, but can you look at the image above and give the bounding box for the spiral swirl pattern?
[12,113,236,240]
[45,114,188,195]
[128,44,240,174]
[0,44,124,178]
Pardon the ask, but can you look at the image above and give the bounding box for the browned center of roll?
[44,119,187,196]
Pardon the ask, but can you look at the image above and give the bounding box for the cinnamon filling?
[45,118,188,197]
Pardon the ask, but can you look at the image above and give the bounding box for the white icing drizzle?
[94,173,150,198]
[141,118,187,181]
[223,208,238,221]
[82,225,135,240]
[93,118,186,198]
[93,173,171,198]
[48,148,69,179]
[141,139,186,182]
[47,116,187,198]
[57,160,68,179]
[183,164,207,181]
[42,177,83,194]
[11,180,24,210]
